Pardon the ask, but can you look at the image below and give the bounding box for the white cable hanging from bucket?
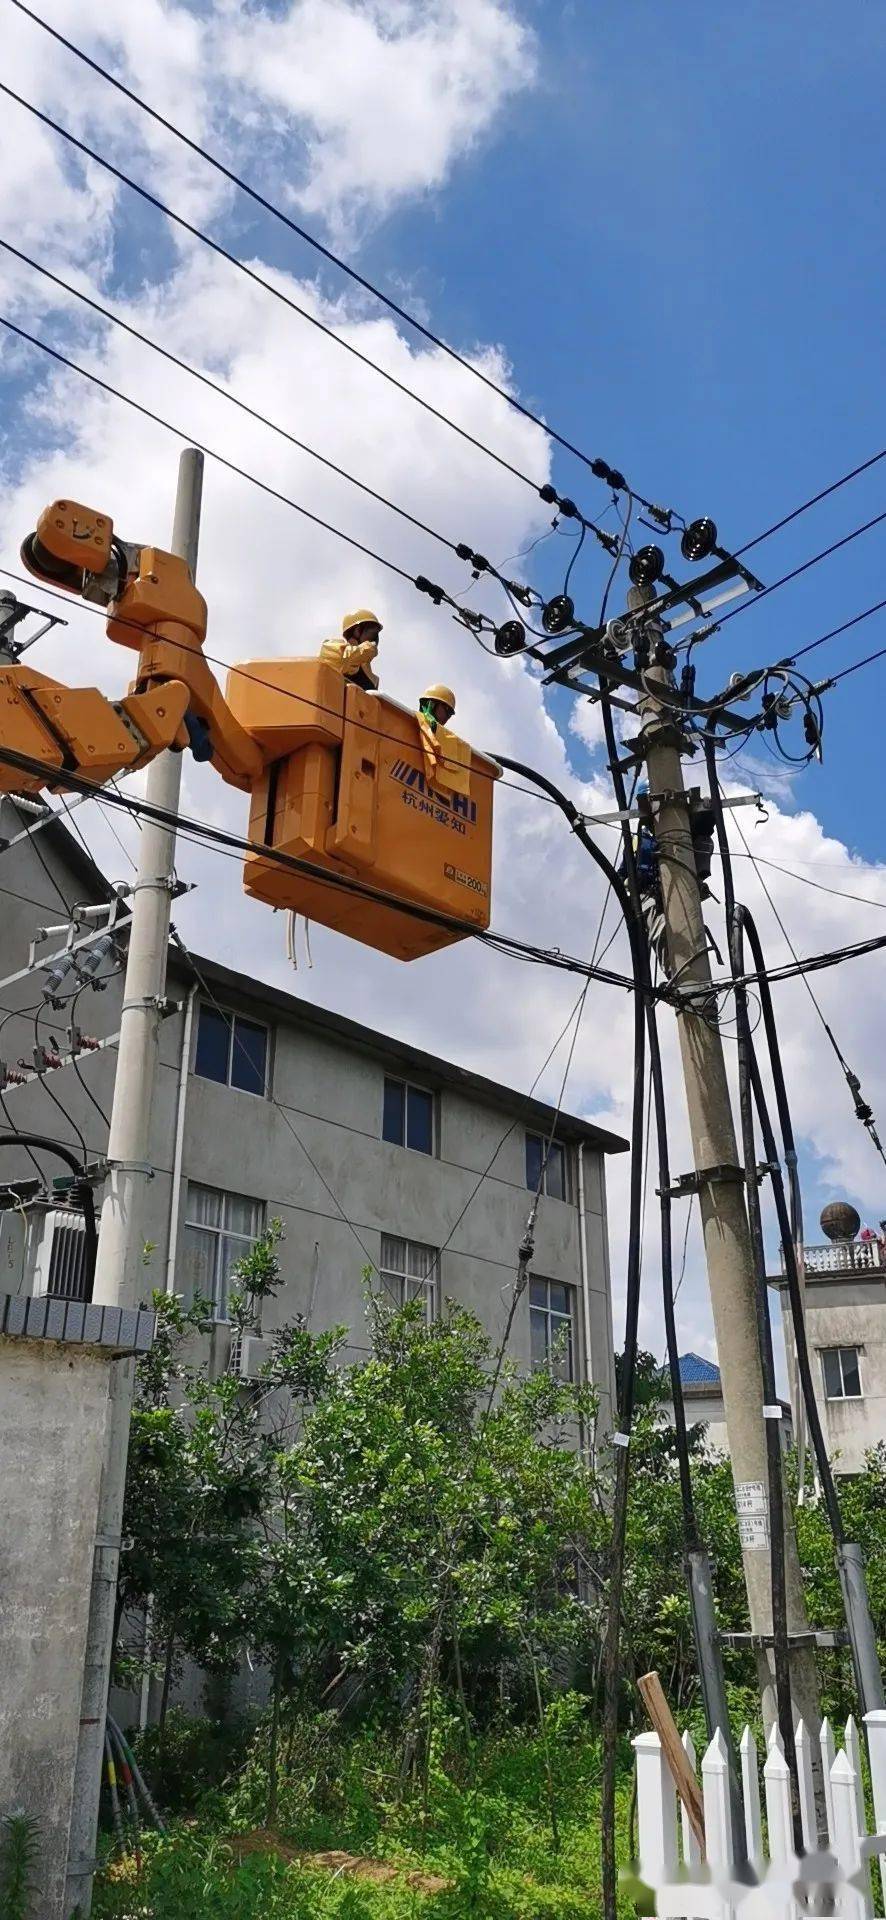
[285,911,313,971]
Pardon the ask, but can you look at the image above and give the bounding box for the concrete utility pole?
[630,583,823,1754]
[64,449,203,1917]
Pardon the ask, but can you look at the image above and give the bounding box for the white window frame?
[382,1076,435,1156]
[820,1345,863,1401]
[194,1001,270,1098]
[529,1275,577,1382]
[526,1132,569,1202]
[182,1183,265,1321]
[379,1232,438,1324]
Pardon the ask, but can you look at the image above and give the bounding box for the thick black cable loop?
[707,744,800,1838]
[494,751,651,1920]
[0,1129,97,1289]
[596,693,746,1869]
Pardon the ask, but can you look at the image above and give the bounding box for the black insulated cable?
[0,739,640,994]
[0,83,598,530]
[8,0,668,518]
[494,754,646,1920]
[597,694,747,1865]
[704,770,884,1718]
[708,750,801,1847]
[0,1129,97,1292]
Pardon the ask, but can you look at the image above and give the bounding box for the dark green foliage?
[0,1815,40,1920]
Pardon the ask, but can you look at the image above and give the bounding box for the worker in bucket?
[417,682,471,796]
[321,609,382,689]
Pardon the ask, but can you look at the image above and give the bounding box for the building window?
[182,1183,264,1320]
[821,1346,863,1401]
[194,1003,268,1096]
[380,1233,437,1324]
[382,1077,434,1154]
[530,1277,576,1381]
[526,1133,567,1201]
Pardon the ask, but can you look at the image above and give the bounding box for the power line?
[1,314,418,585]
[716,505,886,632]
[724,849,886,914]
[823,637,886,688]
[0,83,597,524]
[1,241,480,567]
[783,593,886,667]
[4,310,608,645]
[7,0,655,510]
[726,803,886,1171]
[0,564,628,821]
[0,738,639,995]
[737,447,886,557]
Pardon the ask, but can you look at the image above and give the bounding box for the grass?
[91,1710,635,1919]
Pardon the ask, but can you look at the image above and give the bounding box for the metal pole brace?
[719,1628,848,1652]
[105,1158,156,1178]
[657,1162,746,1198]
[121,994,179,1017]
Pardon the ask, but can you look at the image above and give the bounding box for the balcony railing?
[780,1238,886,1274]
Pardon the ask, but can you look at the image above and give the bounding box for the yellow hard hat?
[421,683,455,710]
[343,608,382,636]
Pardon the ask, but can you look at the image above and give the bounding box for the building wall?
[0,807,619,1417]
[801,1281,886,1474]
[161,993,616,1403]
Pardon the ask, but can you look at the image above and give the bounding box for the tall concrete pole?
[630,585,823,1760]
[64,450,203,1917]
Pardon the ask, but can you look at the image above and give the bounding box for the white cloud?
[1,0,534,258]
[3,0,886,1392]
[218,0,536,236]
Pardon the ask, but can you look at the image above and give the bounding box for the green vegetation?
[95,1228,886,1916]
[0,1815,40,1920]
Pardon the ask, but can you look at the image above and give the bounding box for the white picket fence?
[634,1710,886,1918]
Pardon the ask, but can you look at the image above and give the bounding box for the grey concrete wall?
[806,1291,886,1474]
[164,1015,613,1397]
[0,1338,111,1917]
[0,809,618,1412]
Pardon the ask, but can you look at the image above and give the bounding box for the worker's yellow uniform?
[319,635,379,689]
[417,684,472,796]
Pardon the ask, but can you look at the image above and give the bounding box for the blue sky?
[2,0,886,1358]
[371,0,886,857]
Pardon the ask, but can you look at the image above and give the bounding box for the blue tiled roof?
[678,1351,721,1386]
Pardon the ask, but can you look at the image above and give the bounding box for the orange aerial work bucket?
[226,659,500,961]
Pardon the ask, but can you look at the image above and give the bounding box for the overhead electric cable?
[7,0,659,510]
[716,506,886,631]
[0,316,418,585]
[783,593,886,667]
[725,806,886,1171]
[0,83,601,522]
[738,448,886,556]
[0,739,640,995]
[1,241,488,565]
[0,565,629,819]
[823,638,886,687]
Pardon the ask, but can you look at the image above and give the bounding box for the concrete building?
[769,1201,886,1475]
[0,805,625,1390]
[666,1352,793,1461]
[0,799,625,1901]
